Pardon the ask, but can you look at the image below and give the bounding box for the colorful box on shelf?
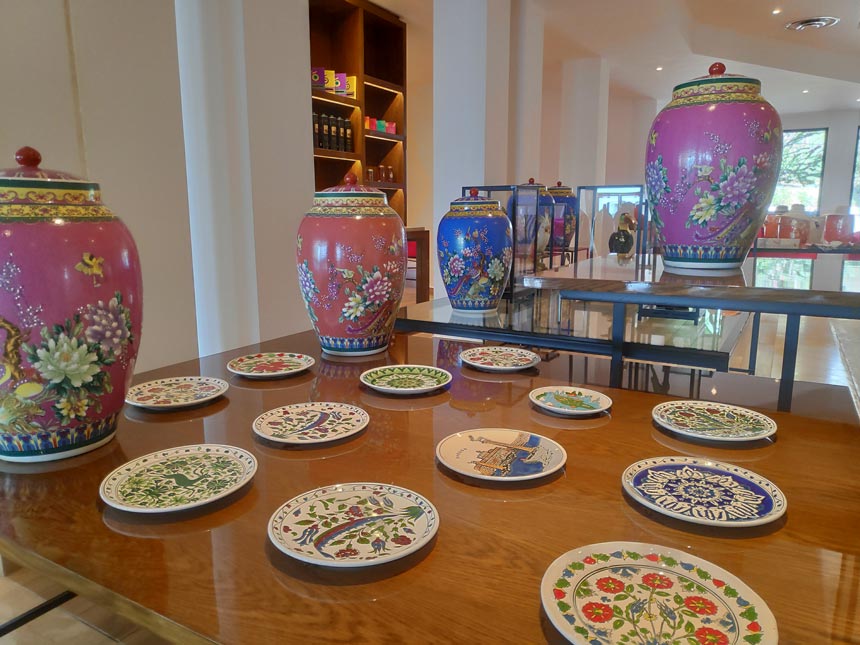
[311,67,325,89]
[334,73,347,95]
[376,119,386,131]
[345,75,357,98]
[385,122,396,134]
[324,69,336,92]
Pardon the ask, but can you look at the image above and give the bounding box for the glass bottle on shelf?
[366,167,375,182]
[387,166,395,183]
[345,122,353,152]
[321,113,330,149]
[313,112,319,149]
[336,116,345,152]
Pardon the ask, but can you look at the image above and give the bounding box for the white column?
[508,0,544,183]
[484,0,512,185]
[175,0,260,358]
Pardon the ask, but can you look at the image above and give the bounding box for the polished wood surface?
[1,330,858,644]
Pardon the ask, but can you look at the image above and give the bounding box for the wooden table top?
[1,330,858,644]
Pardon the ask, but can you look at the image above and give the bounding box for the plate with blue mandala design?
[99,444,257,513]
[359,364,452,395]
[621,456,787,527]
[252,402,369,444]
[268,482,439,567]
[541,541,777,645]
[529,386,612,416]
[459,346,540,372]
[227,352,315,379]
[652,400,777,442]
[125,376,229,410]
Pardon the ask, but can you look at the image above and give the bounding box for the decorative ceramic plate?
[459,346,540,372]
[529,386,612,416]
[99,444,257,513]
[541,541,777,645]
[268,482,439,567]
[435,428,566,482]
[652,400,777,442]
[359,365,452,395]
[621,456,787,527]
[125,376,229,410]
[227,352,315,379]
[252,402,369,445]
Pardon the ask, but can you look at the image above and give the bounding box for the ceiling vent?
[785,16,840,30]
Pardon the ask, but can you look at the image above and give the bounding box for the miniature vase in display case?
[546,181,577,253]
[297,172,406,355]
[646,62,782,272]
[0,147,143,462]
[438,188,513,313]
[506,179,555,273]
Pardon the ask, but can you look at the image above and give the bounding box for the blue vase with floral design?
[437,189,512,313]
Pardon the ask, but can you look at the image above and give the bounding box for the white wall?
[605,93,657,186]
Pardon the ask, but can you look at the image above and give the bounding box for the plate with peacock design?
[529,386,612,416]
[459,346,541,372]
[252,402,369,445]
[652,400,777,442]
[541,541,777,644]
[99,444,257,513]
[227,352,315,379]
[359,364,452,395]
[268,482,439,567]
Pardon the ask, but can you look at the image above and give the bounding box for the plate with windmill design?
[652,400,777,442]
[99,444,257,513]
[621,456,787,527]
[252,402,369,445]
[529,386,612,416]
[459,346,540,372]
[359,364,452,395]
[541,541,777,645]
[227,352,315,379]
[268,482,439,567]
[125,376,229,410]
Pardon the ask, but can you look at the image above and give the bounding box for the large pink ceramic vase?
[646,62,782,271]
[0,147,143,461]
[297,172,406,355]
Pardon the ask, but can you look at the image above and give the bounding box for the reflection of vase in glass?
[435,339,499,416]
[506,179,555,269]
[310,353,393,405]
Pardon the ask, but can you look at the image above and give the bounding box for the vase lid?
[516,178,555,204]
[547,181,573,197]
[672,62,761,95]
[449,187,504,212]
[317,171,384,195]
[309,172,398,217]
[0,146,95,183]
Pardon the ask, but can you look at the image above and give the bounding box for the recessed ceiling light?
[785,16,840,30]
[656,67,663,71]
[802,89,809,93]
[772,8,782,14]
[856,98,860,102]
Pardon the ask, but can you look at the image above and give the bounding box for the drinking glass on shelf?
[387,166,395,183]
[366,168,375,182]
[378,165,387,183]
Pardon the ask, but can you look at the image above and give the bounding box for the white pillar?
[484,0,512,185]
[508,0,544,183]
[559,57,609,189]
[175,0,260,357]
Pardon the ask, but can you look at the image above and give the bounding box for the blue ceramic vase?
[547,181,577,251]
[437,189,513,313]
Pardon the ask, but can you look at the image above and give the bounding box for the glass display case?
[575,184,647,261]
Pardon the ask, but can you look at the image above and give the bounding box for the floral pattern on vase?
[646,63,782,271]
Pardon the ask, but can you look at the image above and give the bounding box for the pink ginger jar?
[297,172,406,355]
[0,147,142,462]
[646,62,782,271]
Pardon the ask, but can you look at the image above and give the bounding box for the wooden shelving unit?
[308,0,407,223]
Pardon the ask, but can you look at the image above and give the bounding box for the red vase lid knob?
[528,177,535,184]
[557,181,563,187]
[708,62,726,76]
[343,172,358,186]
[469,187,479,197]
[15,146,42,168]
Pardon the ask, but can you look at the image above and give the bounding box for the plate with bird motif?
[652,400,777,442]
[436,428,566,482]
[621,456,787,527]
[268,482,439,567]
[125,376,229,410]
[252,402,369,445]
[459,346,541,372]
[227,352,315,379]
[529,386,612,416]
[541,540,777,645]
[99,444,257,513]
[359,365,452,395]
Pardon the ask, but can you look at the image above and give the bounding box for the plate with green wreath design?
[99,444,257,513]
[652,400,777,442]
[541,541,777,644]
[359,364,452,395]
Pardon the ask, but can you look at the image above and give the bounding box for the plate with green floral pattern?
[359,364,452,395]
[125,376,229,410]
[541,541,777,644]
[99,444,257,513]
[459,346,540,372]
[227,352,315,379]
[252,402,369,444]
[268,482,439,567]
[529,386,612,416]
[652,400,777,442]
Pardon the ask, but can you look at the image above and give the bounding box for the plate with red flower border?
[540,541,777,644]
[227,352,315,379]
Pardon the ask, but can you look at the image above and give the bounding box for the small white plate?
[529,386,612,416]
[252,402,369,444]
[436,428,566,482]
[359,364,452,395]
[459,346,540,372]
[125,376,228,410]
[227,352,315,379]
[652,400,777,442]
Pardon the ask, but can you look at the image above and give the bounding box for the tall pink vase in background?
[646,63,782,272]
[0,147,143,462]
[297,172,406,356]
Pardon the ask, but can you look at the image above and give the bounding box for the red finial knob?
[15,146,41,168]
[528,177,535,184]
[469,187,479,197]
[556,181,562,187]
[344,172,357,185]
[708,62,726,76]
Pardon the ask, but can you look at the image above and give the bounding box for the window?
[770,128,828,214]
[754,257,813,290]
[851,127,860,216]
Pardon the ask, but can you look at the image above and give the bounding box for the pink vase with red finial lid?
[0,147,143,462]
[297,172,406,355]
[646,62,782,272]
